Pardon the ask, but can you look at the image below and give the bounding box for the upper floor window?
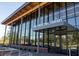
[54,3,60,20]
[44,6,49,23]
[67,2,74,18]
[75,2,79,17]
[76,17,79,29]
[60,3,66,20]
[49,3,54,23]
[68,17,75,27]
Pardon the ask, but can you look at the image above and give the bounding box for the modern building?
[2,2,79,56]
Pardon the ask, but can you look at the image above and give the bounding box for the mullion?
[29,15,31,46]
[11,26,13,45]
[53,3,56,48]
[9,26,11,45]
[65,2,69,55]
[74,2,78,56]
[13,26,16,44]
[24,17,27,45]
[59,3,62,50]
[47,29,49,52]
[16,24,19,45]
[57,2,60,19]
[24,20,25,45]
[9,25,13,46]
[47,5,49,52]
[21,22,24,45]
[41,8,44,47]
[43,7,46,47]
[52,2,54,21]
[35,11,37,46]
[20,18,23,46]
[9,26,12,45]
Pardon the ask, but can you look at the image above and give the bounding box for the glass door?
[62,35,67,50]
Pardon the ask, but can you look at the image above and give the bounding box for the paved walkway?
[0,46,66,56]
[7,50,66,56]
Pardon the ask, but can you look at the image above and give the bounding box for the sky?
[0,2,25,39]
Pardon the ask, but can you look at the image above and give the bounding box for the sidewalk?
[10,50,66,56]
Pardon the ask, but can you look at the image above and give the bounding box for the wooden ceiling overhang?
[2,2,48,26]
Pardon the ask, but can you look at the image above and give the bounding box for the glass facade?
[9,2,79,55]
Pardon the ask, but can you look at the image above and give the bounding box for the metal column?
[37,2,41,53]
[18,18,23,56]
[53,30,56,47]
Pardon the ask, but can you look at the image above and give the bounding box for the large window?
[60,3,66,20]
[15,23,19,45]
[21,20,25,45]
[76,17,79,29]
[9,26,13,45]
[30,19,33,45]
[39,32,43,46]
[18,21,21,45]
[55,35,60,47]
[62,35,67,49]
[49,30,54,47]
[68,32,77,49]
[44,6,49,23]
[49,3,54,23]
[44,31,48,47]
[30,13,37,46]
[75,2,79,17]
[54,3,60,20]
[11,25,15,44]
[13,25,16,45]
[67,3,74,18]
[40,8,44,25]
[25,17,30,45]
[68,18,75,27]
[32,16,36,45]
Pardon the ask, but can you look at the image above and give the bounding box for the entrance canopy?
[32,19,79,32]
